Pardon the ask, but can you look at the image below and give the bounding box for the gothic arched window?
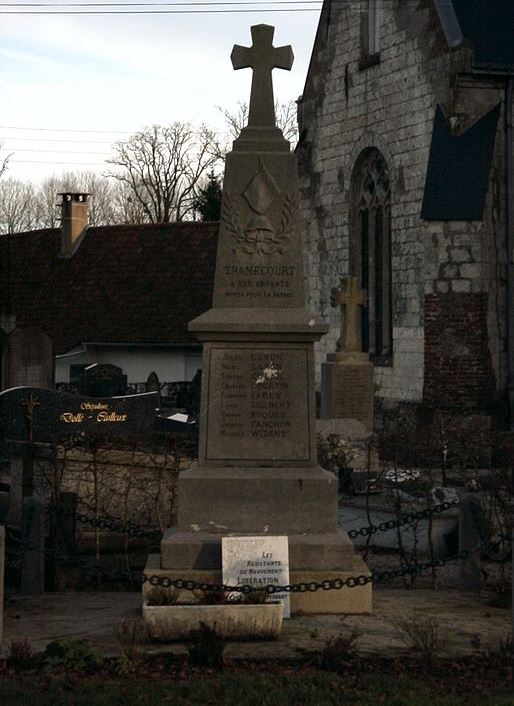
[350,148,392,363]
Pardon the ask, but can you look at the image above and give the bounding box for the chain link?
[4,527,506,594]
[73,511,162,541]
[347,499,459,540]
[5,496,511,593]
[68,499,459,545]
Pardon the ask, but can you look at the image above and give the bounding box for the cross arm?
[231,45,253,70]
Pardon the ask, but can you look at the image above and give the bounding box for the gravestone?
[6,327,53,388]
[78,363,127,398]
[146,371,160,394]
[0,387,159,445]
[150,25,371,614]
[320,277,375,431]
[20,497,45,594]
[0,386,160,528]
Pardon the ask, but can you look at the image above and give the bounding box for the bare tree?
[111,179,148,225]
[36,171,118,228]
[105,123,221,223]
[217,99,299,147]
[0,142,12,179]
[0,178,39,234]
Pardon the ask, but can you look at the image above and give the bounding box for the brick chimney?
[59,192,90,255]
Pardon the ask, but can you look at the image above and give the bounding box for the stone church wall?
[299,0,508,420]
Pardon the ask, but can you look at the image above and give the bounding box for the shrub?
[145,586,180,606]
[240,589,269,605]
[187,622,225,669]
[42,638,101,674]
[194,589,228,605]
[392,614,447,667]
[114,618,149,674]
[316,632,360,673]
[7,638,35,671]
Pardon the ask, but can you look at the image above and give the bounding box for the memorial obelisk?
[152,25,371,613]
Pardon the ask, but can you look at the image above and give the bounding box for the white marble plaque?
[222,535,290,618]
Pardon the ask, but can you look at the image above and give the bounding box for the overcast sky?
[0,1,322,182]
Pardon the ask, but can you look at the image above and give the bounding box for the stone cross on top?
[231,24,294,128]
[330,276,368,354]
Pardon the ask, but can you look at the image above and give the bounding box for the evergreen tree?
[194,170,222,221]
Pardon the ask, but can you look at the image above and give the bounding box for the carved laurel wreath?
[221,192,297,256]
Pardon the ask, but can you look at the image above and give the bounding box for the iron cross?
[22,393,40,442]
[231,24,294,128]
[330,276,368,353]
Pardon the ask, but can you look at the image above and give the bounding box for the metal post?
[459,492,482,592]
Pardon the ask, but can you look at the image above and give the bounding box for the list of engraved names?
[206,347,310,461]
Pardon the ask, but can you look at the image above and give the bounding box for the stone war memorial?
[147,24,371,614]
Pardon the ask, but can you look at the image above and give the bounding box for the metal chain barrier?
[5,524,507,594]
[4,528,142,583]
[73,511,162,541]
[68,498,460,544]
[5,495,511,593]
[347,499,459,540]
[140,548,475,595]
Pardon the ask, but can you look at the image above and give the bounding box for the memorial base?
[143,554,372,615]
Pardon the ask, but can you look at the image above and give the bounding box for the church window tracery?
[350,148,392,363]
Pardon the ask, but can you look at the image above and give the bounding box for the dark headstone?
[146,371,161,393]
[78,363,127,398]
[459,492,482,592]
[0,387,160,444]
[7,327,53,389]
[187,370,202,416]
[21,497,45,595]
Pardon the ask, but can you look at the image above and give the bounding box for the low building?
[0,193,218,393]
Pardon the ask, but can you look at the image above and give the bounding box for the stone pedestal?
[320,352,374,432]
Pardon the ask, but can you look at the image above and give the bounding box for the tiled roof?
[0,221,218,354]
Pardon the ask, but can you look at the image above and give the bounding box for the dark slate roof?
[421,103,500,221]
[436,0,514,70]
[0,221,218,354]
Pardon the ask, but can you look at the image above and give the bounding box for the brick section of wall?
[424,292,496,411]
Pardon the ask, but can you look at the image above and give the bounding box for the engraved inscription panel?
[220,264,297,304]
[205,346,311,462]
[332,365,374,429]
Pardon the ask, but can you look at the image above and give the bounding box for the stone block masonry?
[298,1,508,420]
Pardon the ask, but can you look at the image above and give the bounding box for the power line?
[0,125,132,134]
[11,159,109,165]
[0,136,117,144]
[2,1,321,4]
[0,7,320,12]
[6,148,112,155]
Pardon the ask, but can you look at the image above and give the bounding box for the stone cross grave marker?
[330,276,367,354]
[231,24,293,128]
[222,535,290,617]
[321,276,375,431]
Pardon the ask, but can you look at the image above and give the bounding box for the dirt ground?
[1,587,510,660]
